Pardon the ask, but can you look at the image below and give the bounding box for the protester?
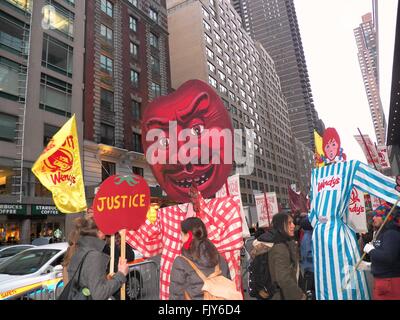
[66,215,129,300]
[61,224,81,285]
[363,204,400,300]
[169,217,231,300]
[268,213,306,300]
[298,214,314,298]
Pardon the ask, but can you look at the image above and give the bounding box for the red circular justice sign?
[93,174,150,235]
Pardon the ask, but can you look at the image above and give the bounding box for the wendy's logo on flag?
[317,175,341,192]
[43,148,73,173]
[349,188,360,206]
[348,188,365,215]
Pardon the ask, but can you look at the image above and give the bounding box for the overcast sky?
[295,0,398,162]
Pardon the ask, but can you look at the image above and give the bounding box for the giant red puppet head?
[142,80,233,203]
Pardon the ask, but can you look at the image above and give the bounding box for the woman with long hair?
[268,213,306,300]
[64,215,129,300]
[169,217,231,300]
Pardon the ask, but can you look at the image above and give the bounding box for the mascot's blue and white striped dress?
[308,160,399,300]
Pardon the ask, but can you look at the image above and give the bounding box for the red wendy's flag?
[288,186,309,214]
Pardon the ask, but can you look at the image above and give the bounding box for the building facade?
[231,0,320,150]
[354,12,386,145]
[167,0,299,208]
[83,0,171,201]
[0,0,85,244]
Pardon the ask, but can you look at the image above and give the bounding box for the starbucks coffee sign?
[0,204,27,215]
[32,205,60,215]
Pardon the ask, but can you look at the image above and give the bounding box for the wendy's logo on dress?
[317,175,341,192]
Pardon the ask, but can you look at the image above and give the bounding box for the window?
[130,42,138,58]
[132,166,143,176]
[203,20,211,32]
[0,113,17,142]
[132,100,141,120]
[42,1,74,39]
[101,0,113,17]
[219,84,227,95]
[129,16,137,32]
[217,57,224,67]
[0,11,25,54]
[151,56,160,74]
[130,70,139,87]
[149,8,158,22]
[216,44,222,55]
[205,34,212,45]
[100,88,113,111]
[149,33,159,49]
[206,47,214,59]
[207,61,215,73]
[218,70,226,81]
[100,54,113,74]
[100,24,113,41]
[42,34,73,77]
[101,161,115,181]
[40,73,72,116]
[100,123,114,146]
[128,0,138,6]
[43,124,59,146]
[151,82,161,98]
[132,133,143,153]
[0,57,20,100]
[208,76,217,88]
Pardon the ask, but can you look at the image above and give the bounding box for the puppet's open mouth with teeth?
[167,165,214,191]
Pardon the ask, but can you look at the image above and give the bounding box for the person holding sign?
[363,205,400,300]
[65,216,129,300]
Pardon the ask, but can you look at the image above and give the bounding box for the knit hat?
[372,203,400,226]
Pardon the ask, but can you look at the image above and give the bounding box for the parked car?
[0,245,36,265]
[0,242,67,300]
[31,237,54,246]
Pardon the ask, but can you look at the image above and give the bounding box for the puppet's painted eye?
[159,137,169,148]
[191,124,204,136]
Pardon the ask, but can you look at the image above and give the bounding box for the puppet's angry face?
[142,80,233,202]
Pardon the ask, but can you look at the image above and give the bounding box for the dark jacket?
[370,222,400,278]
[169,254,231,300]
[67,236,126,300]
[268,232,304,300]
[103,243,135,274]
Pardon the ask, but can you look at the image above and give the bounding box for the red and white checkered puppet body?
[126,195,243,300]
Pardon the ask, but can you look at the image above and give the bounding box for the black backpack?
[247,250,277,300]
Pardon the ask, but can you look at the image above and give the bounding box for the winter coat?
[268,232,304,300]
[169,254,231,300]
[67,236,126,300]
[370,222,400,278]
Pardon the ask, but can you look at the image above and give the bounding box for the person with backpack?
[169,217,242,300]
[62,215,129,300]
[268,213,306,300]
[247,226,276,299]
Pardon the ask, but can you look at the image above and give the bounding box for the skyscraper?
[232,0,319,150]
[167,0,299,207]
[354,11,386,145]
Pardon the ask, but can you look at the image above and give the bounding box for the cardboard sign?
[354,134,380,168]
[93,175,150,235]
[377,145,391,169]
[216,174,250,238]
[345,188,367,233]
[254,192,279,228]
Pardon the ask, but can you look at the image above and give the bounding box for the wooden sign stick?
[110,234,115,275]
[120,229,126,300]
